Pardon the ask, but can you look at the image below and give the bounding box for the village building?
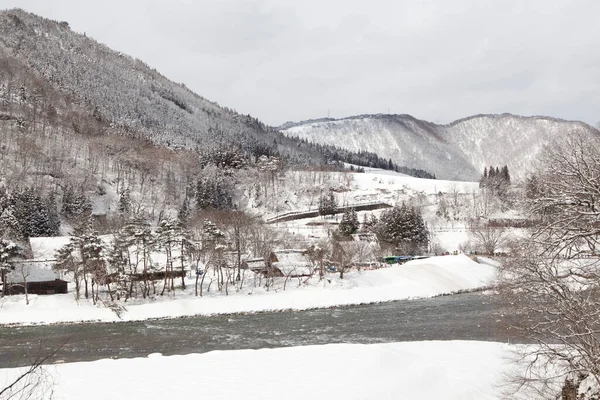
[242,250,314,278]
[6,260,68,295]
[3,235,191,295]
[242,258,270,276]
[269,250,314,277]
[333,240,381,270]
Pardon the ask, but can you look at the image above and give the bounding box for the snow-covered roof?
[6,261,63,283]
[29,236,72,260]
[245,258,267,271]
[29,235,114,261]
[223,252,254,266]
[272,250,313,276]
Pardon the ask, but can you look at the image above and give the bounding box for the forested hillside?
[0,9,438,242]
[282,113,599,181]
[0,8,437,177]
[0,8,320,161]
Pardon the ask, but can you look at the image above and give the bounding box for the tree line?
[294,138,436,179]
[479,165,510,195]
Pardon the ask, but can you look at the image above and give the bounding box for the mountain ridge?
[279,112,596,131]
[281,113,599,181]
[2,8,595,183]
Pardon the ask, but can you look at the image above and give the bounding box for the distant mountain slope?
[282,113,598,180]
[0,9,320,163]
[438,114,596,180]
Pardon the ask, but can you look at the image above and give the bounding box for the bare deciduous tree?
[215,210,257,288]
[306,239,331,280]
[500,130,600,399]
[0,330,77,400]
[468,221,507,256]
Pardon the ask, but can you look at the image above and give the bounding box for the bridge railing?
[266,201,392,224]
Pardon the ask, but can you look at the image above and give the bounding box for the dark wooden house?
[128,269,187,282]
[6,261,69,295]
[8,279,68,295]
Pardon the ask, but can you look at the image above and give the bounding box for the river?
[0,292,525,368]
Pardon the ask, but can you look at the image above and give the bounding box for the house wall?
[8,279,68,295]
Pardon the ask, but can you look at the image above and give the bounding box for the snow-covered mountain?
[282,113,598,181]
[0,9,325,163]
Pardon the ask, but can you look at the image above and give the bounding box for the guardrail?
[266,202,392,224]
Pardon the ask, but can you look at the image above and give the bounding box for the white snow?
[283,114,593,181]
[28,234,183,274]
[349,170,479,195]
[0,255,495,325]
[271,249,313,276]
[476,257,503,268]
[6,261,60,284]
[272,168,479,219]
[579,374,600,399]
[29,236,72,260]
[0,341,519,400]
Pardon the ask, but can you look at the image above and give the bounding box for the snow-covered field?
[266,166,484,254]
[0,255,495,325]
[0,341,519,400]
[273,168,478,217]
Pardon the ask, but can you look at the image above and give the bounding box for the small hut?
[268,250,314,277]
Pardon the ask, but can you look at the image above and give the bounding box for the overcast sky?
[2,0,600,126]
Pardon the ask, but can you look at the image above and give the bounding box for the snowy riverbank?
[0,255,495,326]
[0,340,518,400]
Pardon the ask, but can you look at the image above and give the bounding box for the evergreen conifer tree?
[0,207,20,240]
[319,192,337,217]
[480,167,488,188]
[46,192,61,235]
[62,186,92,222]
[177,199,190,226]
[118,188,132,215]
[328,192,338,215]
[501,165,511,183]
[377,202,429,254]
[338,208,359,237]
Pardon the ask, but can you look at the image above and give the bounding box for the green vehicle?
[383,256,413,264]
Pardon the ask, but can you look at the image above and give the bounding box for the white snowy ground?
[275,168,479,217]
[0,255,495,325]
[0,341,520,400]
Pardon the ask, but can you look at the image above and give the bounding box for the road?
[266,202,391,224]
[0,292,525,368]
